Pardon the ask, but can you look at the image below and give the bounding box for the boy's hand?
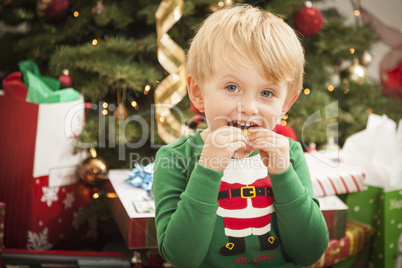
[248,127,290,174]
[199,126,248,172]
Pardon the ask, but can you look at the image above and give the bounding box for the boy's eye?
[260,90,272,97]
[226,85,238,92]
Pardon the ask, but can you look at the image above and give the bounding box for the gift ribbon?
[155,0,194,144]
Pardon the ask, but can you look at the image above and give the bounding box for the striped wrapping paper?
[105,170,158,249]
[305,152,366,198]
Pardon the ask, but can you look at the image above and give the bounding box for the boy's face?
[189,60,298,133]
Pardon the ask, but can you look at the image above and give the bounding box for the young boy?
[152,5,329,268]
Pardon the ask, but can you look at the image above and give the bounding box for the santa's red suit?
[217,154,275,237]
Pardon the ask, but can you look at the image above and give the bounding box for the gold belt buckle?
[241,186,256,198]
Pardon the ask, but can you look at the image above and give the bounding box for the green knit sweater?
[152,131,328,268]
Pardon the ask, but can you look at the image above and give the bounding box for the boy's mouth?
[227,120,258,130]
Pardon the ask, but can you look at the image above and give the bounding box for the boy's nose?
[238,97,258,115]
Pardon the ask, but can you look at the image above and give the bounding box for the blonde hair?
[186,4,305,98]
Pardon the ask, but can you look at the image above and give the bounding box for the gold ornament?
[209,0,234,12]
[114,88,128,121]
[359,50,373,67]
[79,157,109,187]
[92,0,105,16]
[342,58,367,84]
[113,103,128,121]
[155,0,194,143]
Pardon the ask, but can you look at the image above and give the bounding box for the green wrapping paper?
[18,60,79,104]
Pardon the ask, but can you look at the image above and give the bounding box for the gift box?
[308,220,372,268]
[340,114,402,268]
[318,195,348,239]
[305,151,366,198]
[0,62,91,249]
[105,170,158,249]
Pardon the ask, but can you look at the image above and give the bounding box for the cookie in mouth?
[228,120,258,136]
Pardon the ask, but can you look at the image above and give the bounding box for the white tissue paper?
[340,114,402,192]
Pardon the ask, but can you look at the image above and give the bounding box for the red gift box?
[105,170,158,249]
[308,220,372,268]
[318,195,348,239]
[0,92,92,249]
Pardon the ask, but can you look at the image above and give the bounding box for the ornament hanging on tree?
[113,103,128,121]
[293,1,324,37]
[79,156,109,187]
[357,0,402,99]
[37,0,70,25]
[208,0,234,12]
[381,47,402,99]
[113,88,128,122]
[91,0,105,16]
[359,50,373,67]
[341,58,367,84]
[58,69,73,88]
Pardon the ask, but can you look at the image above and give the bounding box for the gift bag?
[340,114,402,268]
[0,61,91,249]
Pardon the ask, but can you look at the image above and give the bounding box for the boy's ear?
[281,92,299,117]
[187,74,205,111]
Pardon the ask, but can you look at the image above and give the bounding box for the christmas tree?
[1,0,401,169]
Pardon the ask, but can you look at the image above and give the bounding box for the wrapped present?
[105,169,158,249]
[340,114,402,268]
[0,62,91,249]
[318,195,348,239]
[305,151,366,198]
[308,220,372,268]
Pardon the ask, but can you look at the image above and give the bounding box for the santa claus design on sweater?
[217,154,280,256]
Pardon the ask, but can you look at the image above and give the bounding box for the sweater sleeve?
[269,141,329,267]
[152,145,222,268]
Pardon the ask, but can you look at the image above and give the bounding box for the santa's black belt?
[218,186,273,199]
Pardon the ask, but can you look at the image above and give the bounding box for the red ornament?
[58,69,73,88]
[380,46,402,100]
[273,123,297,141]
[37,0,70,25]
[386,62,402,87]
[293,5,324,37]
